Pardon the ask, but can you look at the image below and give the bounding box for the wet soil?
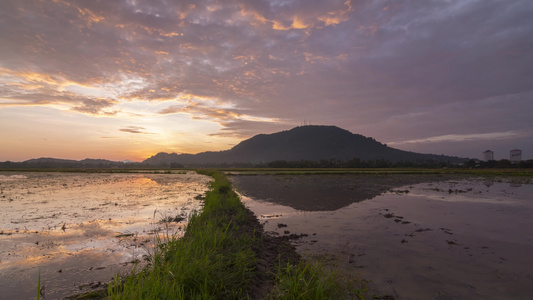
[234,207,302,299]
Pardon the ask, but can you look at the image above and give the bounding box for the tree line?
[1,158,532,169]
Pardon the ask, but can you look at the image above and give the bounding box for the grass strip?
[106,169,367,299]
[108,169,259,299]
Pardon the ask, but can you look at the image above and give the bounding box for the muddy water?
[0,172,210,300]
[230,174,533,300]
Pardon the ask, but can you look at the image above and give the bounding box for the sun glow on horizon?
[0,102,244,162]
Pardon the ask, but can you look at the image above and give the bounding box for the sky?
[1,0,532,162]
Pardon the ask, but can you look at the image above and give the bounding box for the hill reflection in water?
[230,174,458,211]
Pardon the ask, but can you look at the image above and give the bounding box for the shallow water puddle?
[231,174,533,300]
[0,172,210,299]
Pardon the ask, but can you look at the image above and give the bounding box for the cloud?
[209,119,291,139]
[119,126,153,134]
[71,99,118,115]
[158,99,282,129]
[1,0,532,158]
[0,68,120,114]
[388,131,521,146]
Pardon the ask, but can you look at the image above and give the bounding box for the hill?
[143,125,468,166]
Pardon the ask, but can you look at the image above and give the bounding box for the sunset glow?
[1,0,532,161]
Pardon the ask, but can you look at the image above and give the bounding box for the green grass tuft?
[269,259,367,300]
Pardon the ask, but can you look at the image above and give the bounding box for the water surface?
[0,171,210,299]
[231,174,533,300]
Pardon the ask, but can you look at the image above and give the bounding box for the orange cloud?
[50,0,105,26]
[238,2,352,31]
[318,0,353,26]
[157,96,279,127]
[160,32,183,37]
[274,0,353,30]
[292,17,309,29]
[272,20,291,31]
[237,6,269,26]
[76,7,105,25]
[0,68,70,88]
[0,67,121,115]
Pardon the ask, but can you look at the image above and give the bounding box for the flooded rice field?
[0,171,210,299]
[230,174,533,300]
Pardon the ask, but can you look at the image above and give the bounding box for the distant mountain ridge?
[6,157,135,168]
[143,125,468,166]
[23,158,119,165]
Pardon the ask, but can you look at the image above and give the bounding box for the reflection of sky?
[0,172,210,299]
[0,174,29,180]
[0,172,209,231]
[404,180,533,205]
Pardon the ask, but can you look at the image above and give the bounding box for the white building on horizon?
[483,150,494,161]
[510,149,522,162]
